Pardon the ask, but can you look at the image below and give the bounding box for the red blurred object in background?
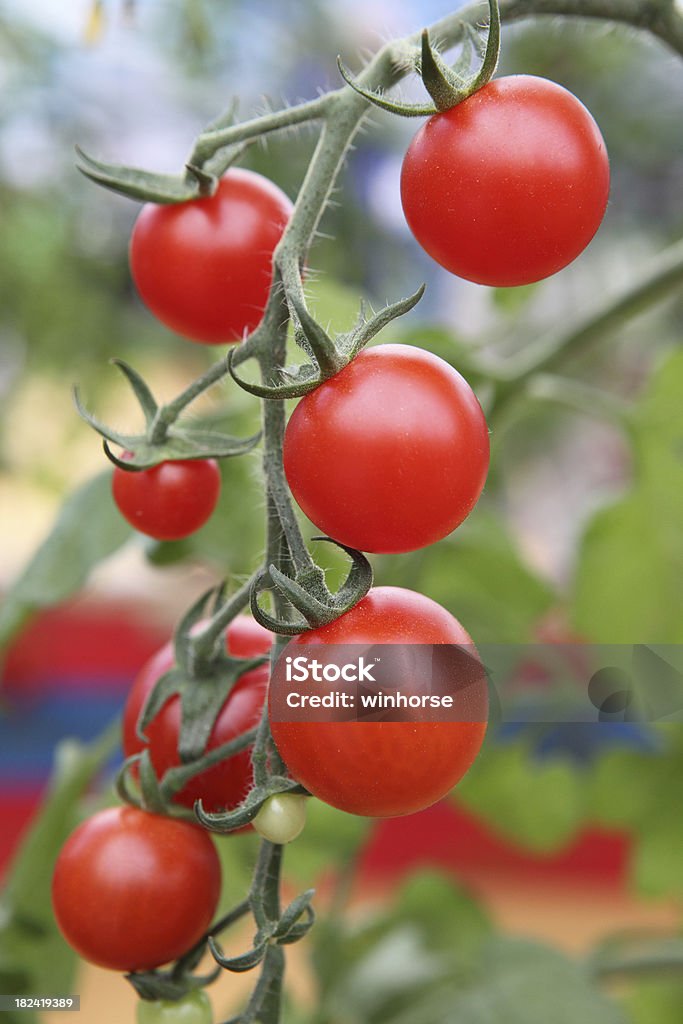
[1,601,630,889]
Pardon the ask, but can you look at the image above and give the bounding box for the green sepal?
[175,656,267,763]
[126,966,219,1003]
[339,284,426,360]
[137,749,167,815]
[273,890,316,943]
[250,540,372,635]
[75,145,206,203]
[195,776,308,832]
[227,348,324,401]
[337,57,436,117]
[111,359,158,425]
[136,668,182,742]
[228,286,425,401]
[337,0,500,118]
[209,938,267,973]
[75,372,261,469]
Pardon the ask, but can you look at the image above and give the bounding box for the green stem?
[189,574,257,664]
[593,949,683,980]
[488,237,683,423]
[523,373,633,423]
[189,95,330,167]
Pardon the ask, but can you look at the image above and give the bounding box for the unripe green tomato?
[252,793,308,844]
[136,989,212,1024]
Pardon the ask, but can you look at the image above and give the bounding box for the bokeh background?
[1,1,682,1022]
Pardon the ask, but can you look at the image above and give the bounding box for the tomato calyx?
[209,887,315,972]
[195,775,309,833]
[118,582,271,817]
[228,285,425,400]
[76,102,252,204]
[249,538,373,636]
[128,968,218,1006]
[75,358,261,471]
[337,0,499,117]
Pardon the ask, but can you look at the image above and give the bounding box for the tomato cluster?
[55,57,612,1015]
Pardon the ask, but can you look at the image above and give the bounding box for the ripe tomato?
[112,457,221,541]
[123,616,272,813]
[51,806,221,971]
[137,990,213,1024]
[400,75,610,286]
[283,344,489,554]
[129,168,293,344]
[268,587,487,817]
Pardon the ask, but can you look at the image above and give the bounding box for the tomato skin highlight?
[400,75,610,286]
[268,587,487,817]
[112,457,221,541]
[123,616,272,814]
[283,344,489,554]
[130,169,292,344]
[51,806,221,972]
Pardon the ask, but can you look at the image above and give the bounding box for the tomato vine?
[47,0,683,1021]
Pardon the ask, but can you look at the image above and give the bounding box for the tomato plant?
[129,168,293,344]
[400,75,610,286]
[51,806,221,972]
[136,990,213,1024]
[13,0,678,1017]
[268,587,488,817]
[112,457,221,541]
[252,793,308,844]
[123,616,272,813]
[283,344,490,554]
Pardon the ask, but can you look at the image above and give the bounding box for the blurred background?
[0,0,682,1022]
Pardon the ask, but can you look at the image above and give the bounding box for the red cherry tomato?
[123,616,272,813]
[112,457,221,541]
[51,806,221,971]
[129,168,293,344]
[268,587,487,817]
[283,344,489,554]
[400,75,610,286]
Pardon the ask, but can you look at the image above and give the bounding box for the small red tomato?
[123,616,272,813]
[51,806,221,971]
[400,75,610,286]
[112,457,221,541]
[268,587,487,817]
[130,168,293,344]
[283,344,489,554]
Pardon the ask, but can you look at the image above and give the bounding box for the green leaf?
[381,512,555,643]
[626,978,683,1024]
[0,472,132,651]
[0,724,120,1015]
[444,937,626,1024]
[573,349,683,642]
[75,146,200,204]
[390,870,491,957]
[455,738,584,852]
[584,747,665,828]
[633,804,683,900]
